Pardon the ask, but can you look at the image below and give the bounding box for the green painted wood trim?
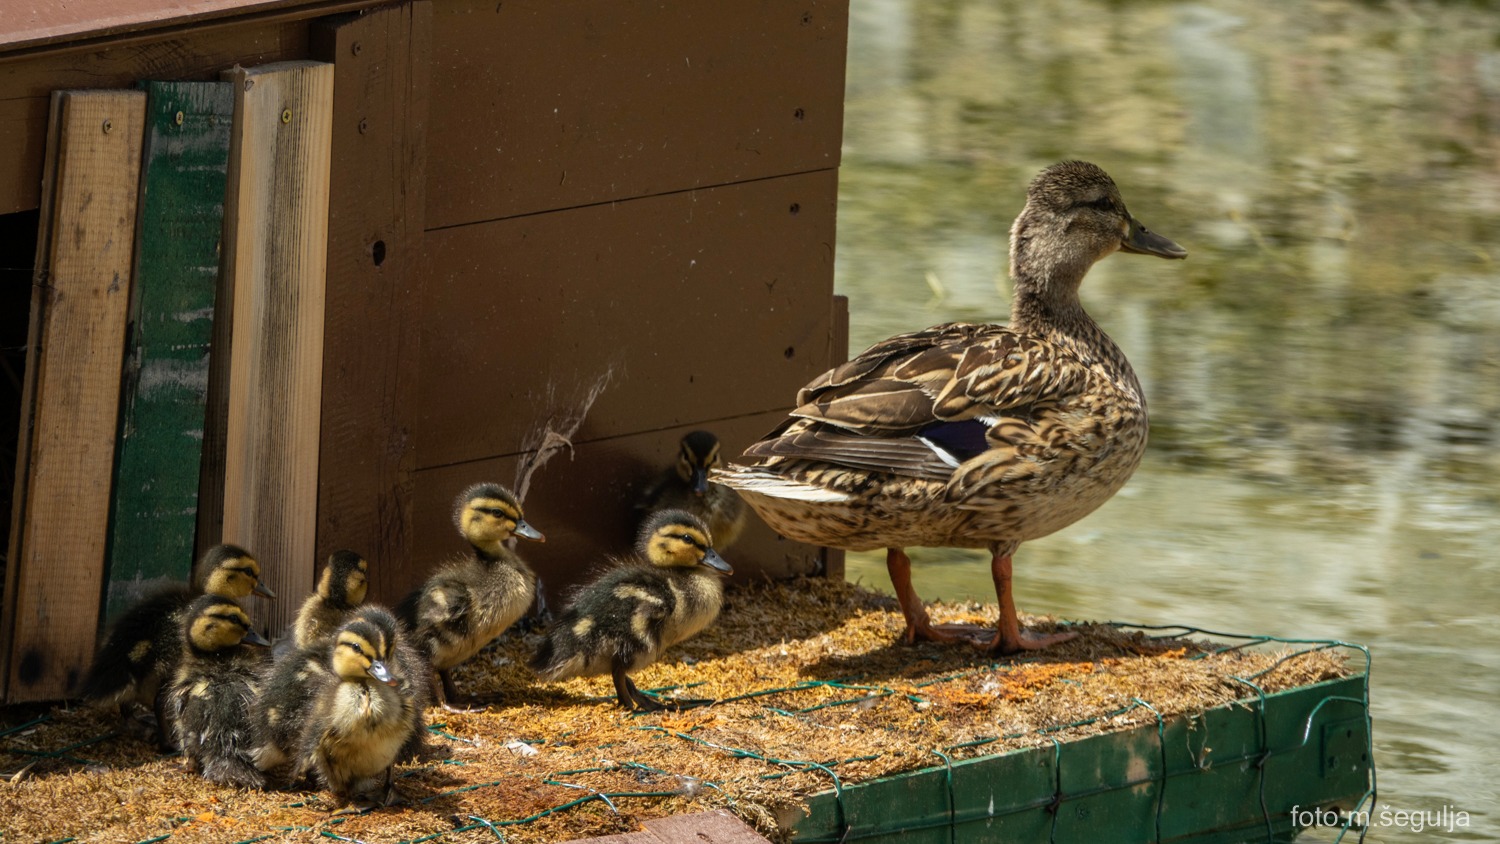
[102,81,233,623]
[794,674,1371,843]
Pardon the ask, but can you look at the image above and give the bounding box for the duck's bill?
[514,519,546,542]
[700,549,733,575]
[253,581,277,599]
[691,468,710,496]
[1121,216,1187,259]
[367,660,397,685]
[244,628,272,648]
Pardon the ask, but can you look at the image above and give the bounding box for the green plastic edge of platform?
[792,673,1370,843]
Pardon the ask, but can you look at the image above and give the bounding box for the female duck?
[531,509,731,711]
[640,430,747,549]
[716,161,1186,655]
[79,544,274,747]
[165,594,271,788]
[397,483,545,711]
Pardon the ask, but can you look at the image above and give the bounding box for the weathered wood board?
[102,80,233,623]
[217,61,333,635]
[308,3,431,602]
[3,90,145,702]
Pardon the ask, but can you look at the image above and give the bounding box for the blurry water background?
[835,1,1500,841]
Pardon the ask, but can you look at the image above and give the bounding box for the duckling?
[296,608,423,809]
[640,430,748,549]
[716,160,1187,654]
[289,550,369,651]
[396,483,545,712]
[165,594,271,788]
[531,509,732,711]
[78,544,274,748]
[255,605,429,785]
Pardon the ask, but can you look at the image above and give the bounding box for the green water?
[836,1,1500,840]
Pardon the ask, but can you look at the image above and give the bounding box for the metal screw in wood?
[281,108,293,124]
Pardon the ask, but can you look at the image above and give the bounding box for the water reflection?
[836,2,1500,841]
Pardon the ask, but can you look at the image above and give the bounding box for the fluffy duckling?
[297,608,424,809]
[165,594,271,788]
[289,550,369,651]
[255,606,429,785]
[397,483,545,712]
[640,430,748,550]
[78,544,274,748]
[531,510,732,711]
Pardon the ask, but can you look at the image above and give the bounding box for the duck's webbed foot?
[612,661,671,712]
[435,669,486,714]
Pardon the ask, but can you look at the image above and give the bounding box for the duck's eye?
[1080,196,1115,212]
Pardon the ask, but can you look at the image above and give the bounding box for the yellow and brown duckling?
[164,594,272,788]
[716,160,1187,655]
[78,544,274,748]
[289,550,369,651]
[531,509,732,712]
[254,605,429,787]
[295,607,424,809]
[640,430,748,550]
[397,482,545,712]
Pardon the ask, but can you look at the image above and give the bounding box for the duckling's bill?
[253,581,277,599]
[1120,215,1187,259]
[514,519,546,542]
[701,549,732,574]
[367,660,397,686]
[244,628,273,647]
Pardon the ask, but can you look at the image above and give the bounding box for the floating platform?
[0,579,1371,843]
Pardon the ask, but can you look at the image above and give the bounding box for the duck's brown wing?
[744,323,1090,480]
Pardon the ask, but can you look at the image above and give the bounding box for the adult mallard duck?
[715,161,1186,654]
[639,430,748,549]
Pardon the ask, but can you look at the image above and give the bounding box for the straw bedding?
[0,578,1349,843]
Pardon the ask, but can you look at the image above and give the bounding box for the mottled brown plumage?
[716,161,1186,654]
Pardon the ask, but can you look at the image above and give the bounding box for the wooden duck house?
[0,0,851,704]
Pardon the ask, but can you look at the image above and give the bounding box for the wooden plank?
[218,61,333,635]
[308,2,430,606]
[416,170,842,471]
[426,0,848,227]
[0,17,312,217]
[101,81,233,623]
[0,0,363,54]
[406,412,828,612]
[3,89,145,702]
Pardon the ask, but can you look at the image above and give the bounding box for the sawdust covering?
[0,578,1350,843]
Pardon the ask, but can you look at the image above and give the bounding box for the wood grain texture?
[403,411,830,613]
[103,81,234,623]
[426,0,848,228]
[219,61,333,636]
[4,89,145,702]
[0,17,311,217]
[309,2,430,606]
[416,170,842,471]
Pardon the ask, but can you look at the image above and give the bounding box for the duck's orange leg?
[886,548,968,644]
[982,551,1076,654]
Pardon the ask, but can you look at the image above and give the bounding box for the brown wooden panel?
[219,61,333,635]
[402,412,828,613]
[0,18,311,216]
[426,0,848,228]
[416,169,840,470]
[5,90,145,702]
[0,0,358,53]
[309,2,431,603]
